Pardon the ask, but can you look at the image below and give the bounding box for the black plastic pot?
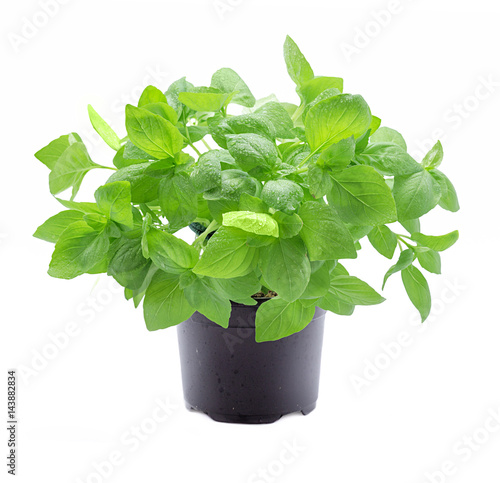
[177,300,325,424]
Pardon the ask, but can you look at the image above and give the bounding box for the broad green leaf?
[255,298,315,342]
[204,169,258,202]
[326,275,385,306]
[125,104,184,159]
[81,213,109,232]
[210,68,256,107]
[400,219,420,234]
[178,87,230,112]
[370,127,407,150]
[430,170,460,212]
[302,87,341,120]
[226,133,279,172]
[262,179,304,215]
[107,163,160,203]
[222,211,279,237]
[193,226,257,279]
[158,172,198,231]
[308,164,333,198]
[273,212,303,238]
[35,133,82,170]
[299,201,356,260]
[138,85,167,107]
[87,105,122,151]
[184,276,231,328]
[226,113,276,141]
[49,142,103,199]
[33,210,84,243]
[165,77,194,115]
[94,181,134,228]
[369,116,382,135]
[382,249,414,289]
[393,170,442,221]
[401,265,431,322]
[210,273,261,305]
[317,287,355,316]
[356,143,422,176]
[368,225,398,259]
[410,230,459,252]
[48,221,109,279]
[254,102,295,139]
[417,249,441,274]
[299,76,344,104]
[283,35,314,87]
[328,165,397,226]
[305,94,372,152]
[147,227,199,274]
[141,102,178,125]
[239,192,268,213]
[190,150,223,193]
[113,146,148,169]
[422,140,443,169]
[317,136,355,170]
[143,271,194,331]
[207,199,240,224]
[301,261,331,299]
[123,140,156,160]
[259,236,311,301]
[55,198,102,214]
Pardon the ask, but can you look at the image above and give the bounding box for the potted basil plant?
[34,36,459,424]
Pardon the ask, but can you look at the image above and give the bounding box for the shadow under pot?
[177,300,326,424]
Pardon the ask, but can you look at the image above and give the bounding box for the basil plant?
[34,36,459,342]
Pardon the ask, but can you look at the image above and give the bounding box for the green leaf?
[35,133,82,170]
[401,265,431,322]
[48,221,109,279]
[260,236,311,301]
[430,170,460,212]
[143,271,194,331]
[158,172,198,231]
[226,113,276,141]
[283,35,314,87]
[138,85,167,107]
[204,169,258,202]
[317,136,355,170]
[207,199,240,224]
[367,225,398,259]
[393,170,442,221]
[356,143,422,176]
[123,140,156,161]
[421,140,444,169]
[417,249,441,274]
[305,94,372,152]
[94,181,134,228]
[190,150,223,193]
[239,192,268,213]
[254,102,295,139]
[141,102,178,125]
[328,165,397,226]
[113,146,148,169]
[165,77,194,115]
[55,198,102,215]
[210,273,261,305]
[222,211,279,237]
[107,163,160,204]
[178,87,230,112]
[262,179,304,215]
[382,249,414,289]
[255,298,315,342]
[147,227,199,274]
[49,142,103,199]
[410,230,459,252]
[273,212,303,238]
[299,76,344,104]
[193,226,257,279]
[400,219,421,234]
[87,105,122,151]
[370,127,407,150]
[33,210,84,243]
[211,68,256,107]
[317,287,355,316]
[226,133,279,172]
[125,104,184,159]
[301,261,332,299]
[308,164,333,198]
[299,201,356,260]
[184,276,231,328]
[325,275,385,306]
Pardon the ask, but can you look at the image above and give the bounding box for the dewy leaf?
[35,132,82,170]
[125,104,184,159]
[262,179,304,215]
[226,133,279,172]
[210,68,256,108]
[222,211,279,238]
[190,150,223,193]
[410,231,459,252]
[430,169,460,213]
[273,212,303,239]
[255,298,315,342]
[48,221,109,279]
[401,265,431,322]
[393,170,442,221]
[328,165,397,226]
[87,105,122,151]
[317,136,355,170]
[239,192,268,213]
[143,271,194,331]
[165,77,194,115]
[421,140,444,169]
[370,127,407,150]
[326,275,385,306]
[382,249,414,289]
[94,181,134,228]
[107,163,160,204]
[178,87,230,112]
[367,225,398,259]
[417,249,441,274]
[298,76,344,105]
[254,102,295,139]
[283,35,314,87]
[356,143,422,176]
[226,113,276,141]
[204,169,258,202]
[138,85,168,107]
[49,142,103,199]
[299,201,357,260]
[308,164,333,198]
[305,94,372,152]
[193,226,257,279]
[33,210,84,243]
[259,236,311,302]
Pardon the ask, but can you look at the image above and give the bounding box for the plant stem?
[183,111,202,156]
[201,138,212,151]
[291,104,305,123]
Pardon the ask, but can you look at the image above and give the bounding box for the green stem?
[296,145,322,169]
[183,111,202,156]
[201,138,212,151]
[291,104,305,123]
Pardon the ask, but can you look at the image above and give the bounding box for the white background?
[2,0,500,482]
